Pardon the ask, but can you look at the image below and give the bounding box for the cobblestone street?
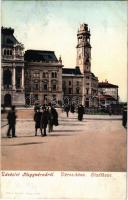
[1,110,126,171]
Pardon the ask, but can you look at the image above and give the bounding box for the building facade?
[24,50,63,106]
[1,25,119,108]
[98,81,119,107]
[62,67,83,106]
[1,27,25,106]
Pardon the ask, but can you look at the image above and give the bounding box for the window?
[52,72,57,78]
[10,50,12,55]
[34,94,38,100]
[69,81,71,86]
[7,50,10,55]
[55,72,57,78]
[52,85,56,91]
[33,81,39,91]
[86,83,89,86]
[86,88,89,95]
[35,84,38,90]
[44,84,47,91]
[76,88,80,94]
[43,72,46,78]
[3,49,6,55]
[86,76,89,79]
[33,71,39,78]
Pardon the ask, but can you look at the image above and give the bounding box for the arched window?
[42,80,48,91]
[51,80,57,91]
[3,49,6,55]
[76,88,80,94]
[52,84,56,91]
[10,50,12,55]
[43,72,46,78]
[44,84,48,91]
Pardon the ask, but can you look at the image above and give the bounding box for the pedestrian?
[78,104,84,121]
[48,107,54,133]
[41,107,49,136]
[108,105,112,116]
[34,108,42,136]
[65,105,70,117]
[51,107,59,127]
[70,104,75,113]
[7,105,17,138]
[122,105,127,128]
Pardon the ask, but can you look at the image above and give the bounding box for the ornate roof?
[62,66,82,75]
[24,50,58,62]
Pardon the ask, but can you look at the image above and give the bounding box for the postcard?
[1,1,127,199]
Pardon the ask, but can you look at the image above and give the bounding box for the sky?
[1,1,127,102]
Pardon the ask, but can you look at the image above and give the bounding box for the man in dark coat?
[122,105,127,128]
[51,107,59,126]
[34,108,42,136]
[47,107,54,133]
[70,104,75,113]
[65,105,70,117]
[78,104,84,121]
[7,105,17,138]
[41,107,49,136]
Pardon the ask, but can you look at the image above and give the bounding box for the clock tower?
[76,23,91,74]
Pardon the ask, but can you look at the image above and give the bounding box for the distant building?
[62,66,83,105]
[98,80,119,107]
[1,27,25,106]
[24,50,63,106]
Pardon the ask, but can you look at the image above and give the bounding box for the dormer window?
[3,49,13,56]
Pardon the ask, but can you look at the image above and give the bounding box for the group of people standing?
[64,104,85,121]
[6,105,58,138]
[6,103,84,138]
[34,106,58,136]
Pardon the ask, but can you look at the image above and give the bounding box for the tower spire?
[76,23,91,74]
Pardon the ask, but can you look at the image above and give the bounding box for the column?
[12,65,16,90]
[21,67,24,89]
